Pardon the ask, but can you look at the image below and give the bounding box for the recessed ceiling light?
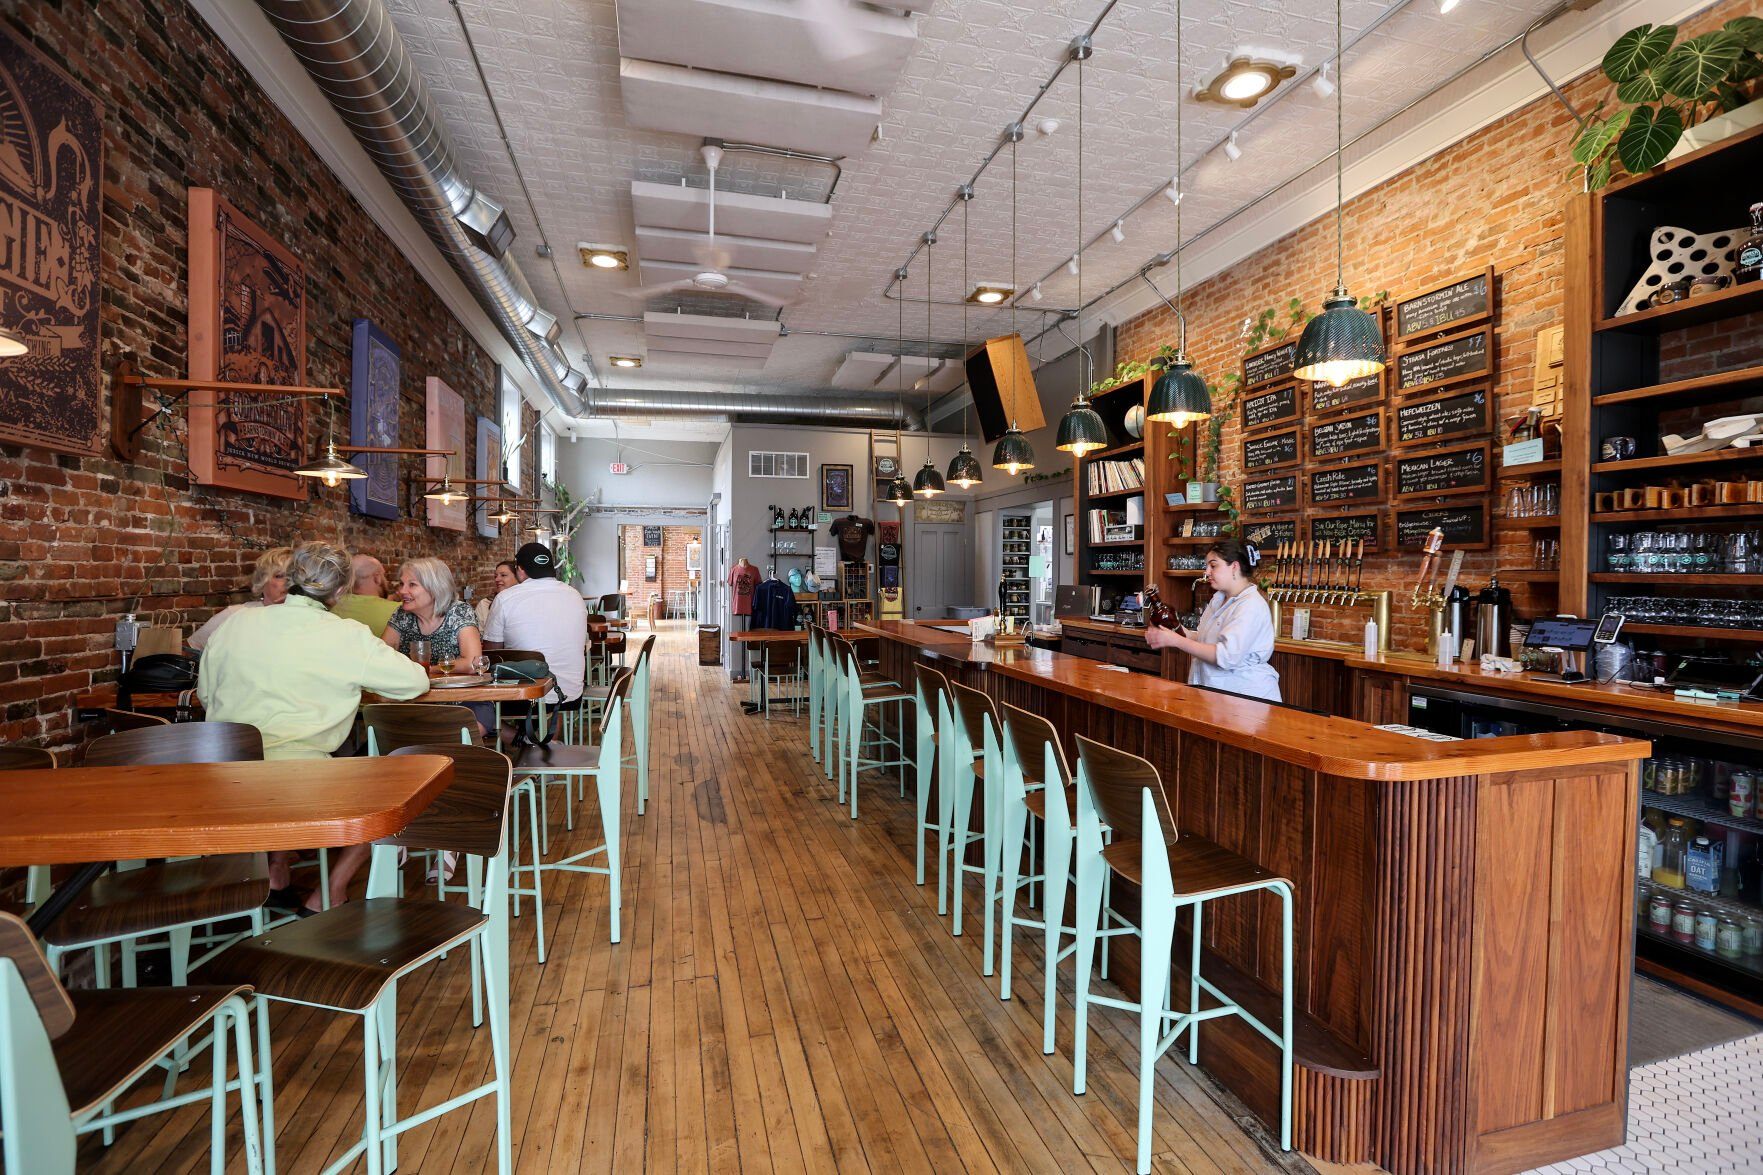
[578,243,630,271]
[1195,56,1296,109]
[965,283,1013,305]
[610,355,643,368]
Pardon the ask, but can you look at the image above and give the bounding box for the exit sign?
[609,462,631,475]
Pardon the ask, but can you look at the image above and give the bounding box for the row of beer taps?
[1266,538,1368,605]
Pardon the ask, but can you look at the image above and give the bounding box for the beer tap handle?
[1412,526,1443,604]
[1352,538,1366,597]
[1271,541,1283,595]
[1329,541,1343,605]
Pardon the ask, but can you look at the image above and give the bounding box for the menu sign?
[1243,428,1299,472]
[1242,473,1299,514]
[1396,443,1490,499]
[1395,327,1492,395]
[1244,516,1298,547]
[1242,340,1298,388]
[1309,510,1382,552]
[1395,500,1490,550]
[1310,372,1382,416]
[1309,410,1383,462]
[1308,461,1382,506]
[1241,383,1299,431]
[1395,269,1492,342]
[1395,388,1489,446]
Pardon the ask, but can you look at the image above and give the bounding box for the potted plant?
[1572,18,1763,189]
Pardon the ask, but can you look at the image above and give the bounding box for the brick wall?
[1114,0,1761,652]
[619,525,701,610]
[0,0,545,745]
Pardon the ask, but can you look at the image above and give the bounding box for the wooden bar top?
[863,621,1647,782]
[853,620,999,666]
[0,755,455,864]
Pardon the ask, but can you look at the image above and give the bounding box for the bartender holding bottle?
[1144,538,1282,702]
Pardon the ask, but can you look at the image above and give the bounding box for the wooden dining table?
[728,629,808,715]
[3,755,456,933]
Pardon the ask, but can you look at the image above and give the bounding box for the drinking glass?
[411,638,430,667]
[472,654,491,675]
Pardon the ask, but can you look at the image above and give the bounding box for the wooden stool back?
[0,911,74,1037]
[0,746,56,771]
[483,649,545,665]
[948,681,997,752]
[1073,735,1177,849]
[84,721,262,767]
[381,745,510,859]
[999,702,1070,789]
[361,704,475,754]
[85,709,169,738]
[914,664,951,728]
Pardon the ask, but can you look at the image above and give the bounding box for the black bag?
[118,652,199,713]
[493,657,565,746]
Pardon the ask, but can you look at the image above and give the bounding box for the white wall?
[557,436,720,598]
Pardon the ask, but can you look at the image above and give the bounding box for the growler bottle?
[1142,584,1176,630]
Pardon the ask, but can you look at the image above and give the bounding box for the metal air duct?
[255,0,585,416]
[588,389,924,430]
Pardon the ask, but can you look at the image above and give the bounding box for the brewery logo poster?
[0,29,103,455]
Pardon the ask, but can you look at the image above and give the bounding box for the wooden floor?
[80,624,1298,1174]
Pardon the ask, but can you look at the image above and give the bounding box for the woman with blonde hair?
[188,545,293,651]
[383,556,483,670]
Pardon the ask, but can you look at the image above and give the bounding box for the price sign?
[1242,340,1298,388]
[1308,461,1382,506]
[1308,510,1382,552]
[1395,327,1493,395]
[1308,409,1384,462]
[1241,383,1299,432]
[1395,268,1493,343]
[1395,500,1490,550]
[1395,442,1491,500]
[1242,516,1299,548]
[1310,372,1383,416]
[1395,387,1490,447]
[1243,428,1300,472]
[1242,473,1299,514]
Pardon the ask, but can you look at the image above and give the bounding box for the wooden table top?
[728,629,808,643]
[368,676,555,704]
[0,755,456,864]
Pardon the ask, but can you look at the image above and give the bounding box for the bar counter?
[857,620,1651,1175]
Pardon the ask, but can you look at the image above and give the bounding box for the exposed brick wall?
[1115,0,1761,653]
[0,0,545,745]
[619,525,701,610]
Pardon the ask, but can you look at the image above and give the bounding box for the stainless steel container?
[1476,576,1514,658]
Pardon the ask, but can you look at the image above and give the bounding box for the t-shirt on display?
[830,515,875,563]
[728,563,760,616]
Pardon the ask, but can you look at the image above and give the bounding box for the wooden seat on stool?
[56,985,252,1116]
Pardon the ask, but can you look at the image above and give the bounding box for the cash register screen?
[1524,618,1598,650]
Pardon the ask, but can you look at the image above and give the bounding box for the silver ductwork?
[588,389,924,430]
[256,0,585,416]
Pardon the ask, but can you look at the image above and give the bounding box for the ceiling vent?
[643,310,782,371]
[619,58,883,158]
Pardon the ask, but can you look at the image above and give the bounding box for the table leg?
[25,861,111,934]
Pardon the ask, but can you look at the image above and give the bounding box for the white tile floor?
[1526,1033,1763,1173]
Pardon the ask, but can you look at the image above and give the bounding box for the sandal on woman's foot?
[264,886,306,911]
[426,851,459,885]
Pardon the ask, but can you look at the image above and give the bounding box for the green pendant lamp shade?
[912,457,946,496]
[946,442,983,488]
[886,473,914,506]
[992,426,1035,475]
[1293,288,1386,387]
[1146,357,1211,427]
[1055,398,1108,455]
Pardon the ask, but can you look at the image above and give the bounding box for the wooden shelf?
[1590,573,1763,586]
[1497,459,1561,479]
[1593,448,1763,476]
[1086,486,1148,501]
[1596,281,1763,336]
[1088,568,1148,577]
[1603,120,1763,197]
[1594,363,1763,407]
[1091,376,1149,399]
[1091,440,1146,460]
[1621,622,1763,642]
[1593,503,1763,523]
[1498,515,1561,529]
[1497,570,1560,583]
[1162,501,1222,513]
[1088,538,1144,548]
[1165,535,1223,546]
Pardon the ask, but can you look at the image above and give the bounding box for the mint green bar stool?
[910,663,958,905]
[832,636,909,819]
[805,625,823,759]
[944,682,1002,965]
[628,636,655,815]
[1069,736,1294,1173]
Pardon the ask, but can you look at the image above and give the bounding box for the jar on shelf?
[1717,918,1746,959]
[1694,909,1719,952]
[1743,917,1763,957]
[1647,890,1675,933]
[1672,901,1697,943]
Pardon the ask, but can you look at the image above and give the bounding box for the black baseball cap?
[515,542,556,578]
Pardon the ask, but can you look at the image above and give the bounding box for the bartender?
[1145,538,1281,702]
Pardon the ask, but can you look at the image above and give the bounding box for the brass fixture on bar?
[1265,538,1390,653]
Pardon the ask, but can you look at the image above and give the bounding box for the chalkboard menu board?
[1243,517,1298,548]
[1241,383,1299,432]
[1395,327,1492,395]
[1310,372,1382,416]
[1309,510,1382,552]
[1395,443,1490,499]
[1242,340,1298,388]
[1395,387,1490,447]
[1395,501,1490,550]
[1309,409,1384,462]
[1395,269,1492,342]
[1309,461,1383,506]
[1242,473,1299,514]
[643,525,663,546]
[1243,428,1300,472]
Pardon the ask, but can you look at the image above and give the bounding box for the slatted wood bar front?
[860,621,1649,1175]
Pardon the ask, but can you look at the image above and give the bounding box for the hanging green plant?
[1572,19,1762,189]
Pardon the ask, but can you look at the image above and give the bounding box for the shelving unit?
[1072,377,1162,599]
[999,513,1032,626]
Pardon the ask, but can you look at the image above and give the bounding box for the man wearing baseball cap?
[483,541,588,717]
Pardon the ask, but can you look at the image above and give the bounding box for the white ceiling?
[384,0,1603,419]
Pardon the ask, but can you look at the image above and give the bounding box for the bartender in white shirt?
[1144,538,1281,703]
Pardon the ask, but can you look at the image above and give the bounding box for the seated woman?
[384,557,484,673]
[1144,538,1281,703]
[197,541,430,914]
[188,546,292,651]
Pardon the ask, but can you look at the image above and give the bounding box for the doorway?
[617,524,703,620]
[908,523,970,621]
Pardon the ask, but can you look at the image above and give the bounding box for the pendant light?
[0,327,29,357]
[945,187,984,488]
[295,399,368,486]
[913,234,946,496]
[887,267,915,507]
[423,471,465,504]
[1147,0,1213,429]
[1056,40,1108,457]
[1292,0,1387,387]
[992,123,1034,475]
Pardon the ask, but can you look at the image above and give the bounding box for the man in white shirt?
[484,542,588,704]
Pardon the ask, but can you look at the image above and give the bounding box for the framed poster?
[187,188,308,498]
[349,319,400,519]
[475,415,502,538]
[0,30,103,456]
[424,376,466,531]
[821,462,853,510]
[1064,513,1075,557]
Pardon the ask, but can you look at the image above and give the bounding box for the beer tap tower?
[1264,537,1391,653]
[1409,526,1465,660]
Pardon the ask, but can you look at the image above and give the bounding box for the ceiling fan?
[620,144,789,308]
